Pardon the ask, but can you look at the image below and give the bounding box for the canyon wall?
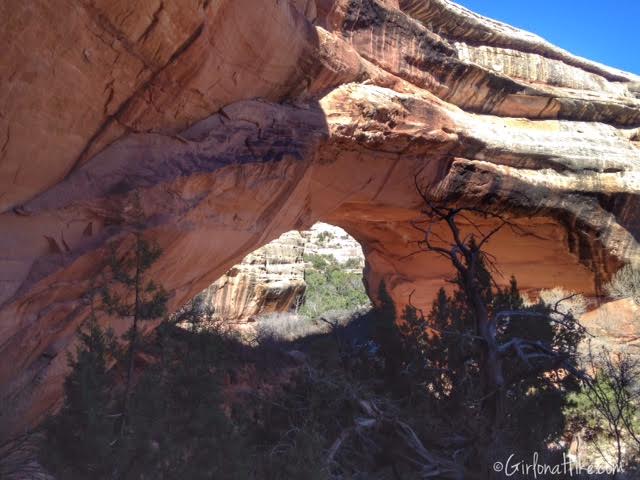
[198,223,364,323]
[1,0,640,440]
[199,230,307,323]
[581,299,640,360]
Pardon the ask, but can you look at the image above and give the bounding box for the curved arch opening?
[178,222,371,342]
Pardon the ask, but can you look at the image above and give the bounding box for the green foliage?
[342,257,363,269]
[101,234,169,433]
[566,375,622,433]
[564,348,640,465]
[399,270,584,459]
[41,318,118,479]
[112,328,250,480]
[101,235,168,322]
[316,231,335,246]
[43,323,250,480]
[41,227,593,478]
[299,254,369,318]
[45,269,587,479]
[43,232,175,478]
[171,292,215,331]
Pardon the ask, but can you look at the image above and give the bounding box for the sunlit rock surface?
[199,230,307,323]
[581,298,640,359]
[199,223,364,322]
[1,0,640,439]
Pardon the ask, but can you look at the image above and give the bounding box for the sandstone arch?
[1,0,639,440]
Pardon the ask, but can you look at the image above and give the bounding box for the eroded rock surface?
[581,298,640,359]
[198,223,364,323]
[1,0,640,439]
[200,230,307,323]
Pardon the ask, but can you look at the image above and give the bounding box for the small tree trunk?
[463,274,505,416]
[121,237,142,433]
[613,426,623,480]
[462,265,505,478]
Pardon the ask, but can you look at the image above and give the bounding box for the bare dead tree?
[410,181,514,428]
[409,178,588,470]
[326,398,469,479]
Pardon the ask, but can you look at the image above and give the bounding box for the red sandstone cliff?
[1,0,639,440]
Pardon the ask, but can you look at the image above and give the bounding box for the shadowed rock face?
[1,0,639,439]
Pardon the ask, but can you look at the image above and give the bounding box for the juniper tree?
[42,313,117,478]
[101,233,168,431]
[404,178,587,472]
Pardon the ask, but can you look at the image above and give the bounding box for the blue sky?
[455,1,640,75]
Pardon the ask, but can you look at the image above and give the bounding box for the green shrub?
[41,318,118,479]
[315,231,335,246]
[116,330,250,480]
[398,272,584,462]
[42,322,250,480]
[300,254,370,319]
[564,348,640,472]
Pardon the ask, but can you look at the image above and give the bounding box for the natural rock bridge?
[1,0,639,440]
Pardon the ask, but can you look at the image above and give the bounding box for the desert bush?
[300,254,370,319]
[606,264,640,305]
[342,257,364,269]
[398,269,585,468]
[538,287,588,318]
[244,350,462,480]
[316,230,335,246]
[565,347,640,475]
[116,329,250,480]
[171,291,215,331]
[254,312,329,343]
[42,321,250,480]
[41,318,118,479]
[41,223,600,478]
[100,234,168,432]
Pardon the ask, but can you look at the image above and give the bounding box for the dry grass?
[535,287,588,318]
[253,312,330,343]
[606,265,640,305]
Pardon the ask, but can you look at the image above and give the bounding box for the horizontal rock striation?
[196,222,364,323]
[1,0,640,439]
[199,230,307,323]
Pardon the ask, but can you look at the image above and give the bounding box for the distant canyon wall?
[199,223,364,322]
